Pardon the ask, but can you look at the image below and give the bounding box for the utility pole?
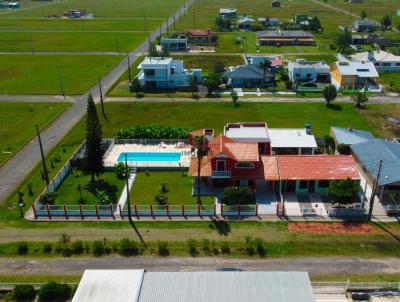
[127,53,132,83]
[35,125,49,188]
[173,15,176,29]
[368,160,383,221]
[98,78,105,117]
[125,154,132,219]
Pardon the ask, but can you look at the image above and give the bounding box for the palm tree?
[351,91,368,108]
[193,135,209,205]
[259,60,271,87]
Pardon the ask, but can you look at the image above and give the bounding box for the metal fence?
[115,138,189,145]
[327,207,368,218]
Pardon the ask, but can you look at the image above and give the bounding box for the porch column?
[298,148,302,155]
[311,148,315,155]
[379,185,384,202]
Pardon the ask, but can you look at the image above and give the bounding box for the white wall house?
[288,60,330,83]
[351,50,400,72]
[137,57,202,90]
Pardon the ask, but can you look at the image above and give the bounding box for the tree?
[323,84,337,106]
[259,60,271,87]
[213,62,225,74]
[204,72,221,96]
[193,135,209,204]
[335,29,352,52]
[361,10,367,19]
[38,282,71,302]
[381,15,392,29]
[148,42,158,56]
[309,16,322,31]
[328,178,360,205]
[162,45,170,57]
[188,75,197,97]
[130,77,143,96]
[231,89,239,107]
[13,284,36,302]
[351,91,368,108]
[221,187,255,205]
[84,94,104,182]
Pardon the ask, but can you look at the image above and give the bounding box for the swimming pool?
[117,152,181,162]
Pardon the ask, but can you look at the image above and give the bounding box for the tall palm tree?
[193,135,209,205]
[259,60,271,87]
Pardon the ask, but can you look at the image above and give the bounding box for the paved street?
[0,0,194,204]
[0,257,399,275]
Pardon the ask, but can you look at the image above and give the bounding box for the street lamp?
[18,202,25,218]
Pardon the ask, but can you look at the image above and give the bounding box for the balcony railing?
[212,171,231,178]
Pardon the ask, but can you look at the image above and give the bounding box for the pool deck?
[104,143,192,168]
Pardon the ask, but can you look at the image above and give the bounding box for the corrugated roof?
[331,127,375,145]
[256,30,314,38]
[138,271,314,302]
[277,155,360,180]
[72,270,144,302]
[351,139,400,186]
[225,64,274,80]
[268,128,318,148]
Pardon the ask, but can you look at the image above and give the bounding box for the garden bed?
[288,222,374,234]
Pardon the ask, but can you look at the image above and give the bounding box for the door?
[308,181,315,193]
[216,160,226,171]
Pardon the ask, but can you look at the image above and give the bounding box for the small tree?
[381,15,392,30]
[213,62,225,74]
[162,45,170,57]
[84,94,104,183]
[221,187,255,205]
[351,91,368,108]
[335,29,352,52]
[115,162,127,179]
[148,42,159,56]
[328,178,360,205]
[188,75,197,97]
[310,16,322,31]
[130,78,143,96]
[13,284,36,302]
[92,240,105,257]
[38,282,71,302]
[231,89,239,107]
[39,192,57,205]
[204,72,221,96]
[17,242,29,255]
[118,238,140,256]
[360,11,367,19]
[323,84,337,106]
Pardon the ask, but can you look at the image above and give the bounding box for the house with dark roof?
[354,19,377,32]
[271,0,281,8]
[224,64,275,88]
[256,30,315,46]
[179,29,217,45]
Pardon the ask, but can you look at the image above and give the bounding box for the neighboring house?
[288,60,330,83]
[351,50,400,72]
[349,0,363,3]
[331,127,375,148]
[354,19,377,32]
[246,55,284,70]
[219,8,237,18]
[258,17,280,27]
[238,16,254,29]
[224,64,275,88]
[329,61,380,91]
[268,127,318,155]
[72,270,315,302]
[179,29,217,45]
[293,14,312,27]
[137,57,202,90]
[352,34,369,45]
[271,0,281,8]
[160,37,189,52]
[256,30,315,46]
[351,139,400,203]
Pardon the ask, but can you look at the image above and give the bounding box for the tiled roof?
[261,156,280,180]
[188,157,212,177]
[277,155,360,180]
[208,135,259,161]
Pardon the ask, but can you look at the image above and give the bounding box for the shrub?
[43,243,52,254]
[17,242,29,255]
[92,240,105,257]
[38,282,71,302]
[115,124,191,140]
[13,284,36,302]
[155,193,168,205]
[187,239,198,257]
[115,162,127,179]
[244,236,255,256]
[221,187,255,205]
[220,242,231,254]
[95,189,110,205]
[157,241,169,256]
[39,192,57,205]
[60,246,73,257]
[72,240,84,255]
[211,240,219,255]
[328,178,360,205]
[201,239,213,256]
[118,238,140,256]
[254,238,267,257]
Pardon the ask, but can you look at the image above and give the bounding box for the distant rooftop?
[334,61,379,77]
[331,127,375,145]
[256,30,314,38]
[139,57,173,66]
[288,60,329,69]
[351,50,400,63]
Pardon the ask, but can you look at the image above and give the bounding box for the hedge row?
[115,124,191,139]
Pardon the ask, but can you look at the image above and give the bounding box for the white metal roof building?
[224,122,271,143]
[350,50,400,72]
[72,270,315,302]
[268,128,318,155]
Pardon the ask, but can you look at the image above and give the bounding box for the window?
[318,180,329,188]
[374,62,380,66]
[396,63,400,67]
[299,180,308,189]
[235,162,254,168]
[382,63,391,67]
[306,73,312,78]
[144,69,155,76]
[170,67,175,74]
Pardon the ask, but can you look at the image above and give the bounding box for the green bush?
[60,246,73,257]
[115,162,127,179]
[254,238,267,257]
[155,193,168,205]
[221,187,255,205]
[328,178,360,205]
[201,239,213,256]
[38,282,71,302]
[187,239,198,257]
[220,242,231,254]
[43,243,52,254]
[157,241,169,257]
[244,236,255,256]
[92,240,105,257]
[17,242,29,255]
[13,284,36,302]
[115,124,191,139]
[39,192,57,205]
[72,241,84,255]
[118,238,140,256]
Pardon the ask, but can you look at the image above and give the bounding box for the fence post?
[197,204,200,216]
[221,204,223,217]
[238,204,240,217]
[255,203,258,216]
[150,205,153,217]
[134,204,138,217]
[182,204,185,216]
[110,204,115,219]
[119,204,124,219]
[166,204,169,217]
[79,204,84,220]
[213,204,216,216]
[45,204,51,220]
[31,204,37,219]
[64,205,68,220]
[95,205,100,219]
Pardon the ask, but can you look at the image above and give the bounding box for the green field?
[0,54,123,94]
[0,102,71,165]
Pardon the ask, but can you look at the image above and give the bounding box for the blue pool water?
[117,152,181,162]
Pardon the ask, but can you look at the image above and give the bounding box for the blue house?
[225,64,275,88]
[288,60,330,83]
[160,37,189,52]
[137,57,202,90]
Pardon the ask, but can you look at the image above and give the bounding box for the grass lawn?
[0,54,123,94]
[0,32,147,52]
[130,171,215,205]
[378,72,400,93]
[358,104,400,138]
[1,101,379,225]
[0,102,71,165]
[55,171,125,205]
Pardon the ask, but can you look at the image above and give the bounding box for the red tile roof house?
[188,122,360,195]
